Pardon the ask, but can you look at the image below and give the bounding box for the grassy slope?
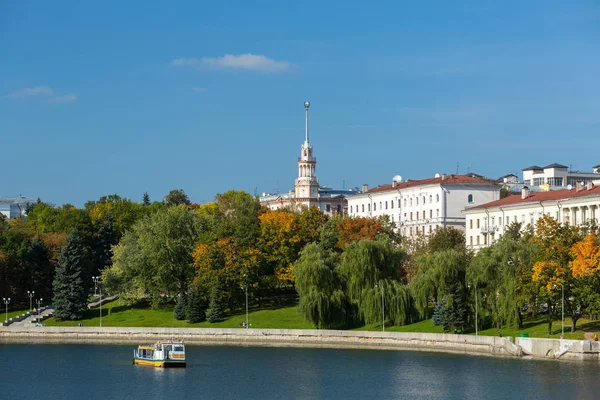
[44,301,598,340]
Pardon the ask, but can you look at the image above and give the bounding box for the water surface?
[1,344,597,399]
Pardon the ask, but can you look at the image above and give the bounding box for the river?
[1,344,597,399]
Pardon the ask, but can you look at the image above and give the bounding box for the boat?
[133,340,186,368]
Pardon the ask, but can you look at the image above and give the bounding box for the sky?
[1,1,599,207]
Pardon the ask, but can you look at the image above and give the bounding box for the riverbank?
[2,325,598,362]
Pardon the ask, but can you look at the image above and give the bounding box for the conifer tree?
[187,288,206,323]
[206,285,224,323]
[174,292,187,320]
[52,233,88,321]
[142,192,151,206]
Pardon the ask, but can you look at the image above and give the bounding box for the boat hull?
[133,358,186,368]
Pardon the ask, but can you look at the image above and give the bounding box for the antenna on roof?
[456,162,459,175]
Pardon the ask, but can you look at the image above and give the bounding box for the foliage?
[206,285,224,323]
[294,243,348,328]
[164,189,191,206]
[174,293,187,320]
[52,233,88,321]
[570,233,600,278]
[102,205,203,305]
[336,217,385,250]
[142,192,151,206]
[186,286,206,323]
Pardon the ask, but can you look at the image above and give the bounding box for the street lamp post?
[375,282,385,332]
[3,297,10,323]
[241,273,248,329]
[36,298,43,324]
[92,276,102,328]
[27,290,35,312]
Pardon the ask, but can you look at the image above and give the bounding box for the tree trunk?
[571,315,579,333]
[517,310,523,329]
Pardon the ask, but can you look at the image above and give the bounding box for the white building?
[464,182,600,250]
[522,163,600,188]
[259,102,357,215]
[347,174,500,238]
[0,195,36,220]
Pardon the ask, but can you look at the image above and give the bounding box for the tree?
[336,217,385,249]
[294,243,348,328]
[102,205,203,306]
[174,293,187,320]
[426,227,466,253]
[143,192,151,206]
[52,233,88,321]
[92,214,118,276]
[339,239,412,326]
[187,286,206,323]
[214,190,261,249]
[164,189,190,206]
[206,285,224,323]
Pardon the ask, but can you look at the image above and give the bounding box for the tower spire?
[304,101,310,143]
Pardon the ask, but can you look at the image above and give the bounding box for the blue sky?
[1,1,599,206]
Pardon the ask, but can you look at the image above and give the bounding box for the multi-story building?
[347,174,500,238]
[464,182,600,250]
[259,102,357,215]
[0,195,36,220]
[522,163,600,188]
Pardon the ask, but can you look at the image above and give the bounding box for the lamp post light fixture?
[27,290,35,312]
[3,297,10,323]
[92,276,102,328]
[36,298,43,324]
[375,282,385,332]
[240,283,249,329]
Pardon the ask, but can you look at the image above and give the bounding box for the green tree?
[206,285,224,323]
[164,189,191,206]
[52,233,88,321]
[294,243,348,328]
[142,192,151,206]
[174,293,187,320]
[102,205,203,305]
[187,286,206,323]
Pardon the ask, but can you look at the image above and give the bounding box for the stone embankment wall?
[2,326,598,361]
[0,326,521,357]
[516,337,600,361]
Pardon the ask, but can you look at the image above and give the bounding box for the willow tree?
[411,249,469,332]
[294,243,348,328]
[338,239,412,326]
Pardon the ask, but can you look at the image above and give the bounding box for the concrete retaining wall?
[0,326,522,358]
[516,337,600,361]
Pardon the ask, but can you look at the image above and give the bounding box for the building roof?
[0,195,36,205]
[466,184,600,211]
[593,164,600,169]
[543,163,568,169]
[363,175,496,194]
[522,165,543,171]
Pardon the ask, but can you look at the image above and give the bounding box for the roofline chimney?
[361,184,368,193]
[521,186,530,200]
[441,174,447,181]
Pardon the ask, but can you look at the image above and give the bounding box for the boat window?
[174,346,184,352]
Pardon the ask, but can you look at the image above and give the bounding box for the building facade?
[522,163,600,188]
[259,102,356,215]
[347,174,500,238]
[464,182,600,250]
[0,195,36,220]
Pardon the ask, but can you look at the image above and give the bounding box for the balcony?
[480,225,498,234]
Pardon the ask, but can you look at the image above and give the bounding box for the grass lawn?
[2,307,33,322]
[44,301,313,329]
[43,300,600,340]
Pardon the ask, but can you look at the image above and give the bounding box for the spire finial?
[304,101,310,143]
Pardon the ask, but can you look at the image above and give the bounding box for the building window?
[556,211,559,220]
[498,217,502,226]
[437,209,440,217]
[484,235,487,245]
[398,199,401,208]
[404,199,406,207]
[422,211,426,219]
[350,206,353,213]
[362,204,364,212]
[423,196,426,204]
[410,212,413,221]
[410,198,412,206]
[374,203,376,211]
[326,204,331,212]
[380,202,382,210]
[533,178,545,186]
[470,236,473,246]
[477,236,480,245]
[410,227,413,235]
[391,201,393,209]
[513,215,517,223]
[416,197,419,206]
[429,210,433,219]
[429,195,432,204]
[422,226,425,235]
[547,177,563,186]
[477,219,480,229]
[521,215,525,223]
[368,204,371,211]
[337,205,342,214]
[469,219,473,229]
[468,194,474,204]
[428,226,432,234]
[436,194,440,202]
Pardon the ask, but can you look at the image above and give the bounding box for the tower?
[295,101,319,200]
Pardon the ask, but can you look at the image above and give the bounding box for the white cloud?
[48,94,78,103]
[7,86,54,98]
[171,53,292,73]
